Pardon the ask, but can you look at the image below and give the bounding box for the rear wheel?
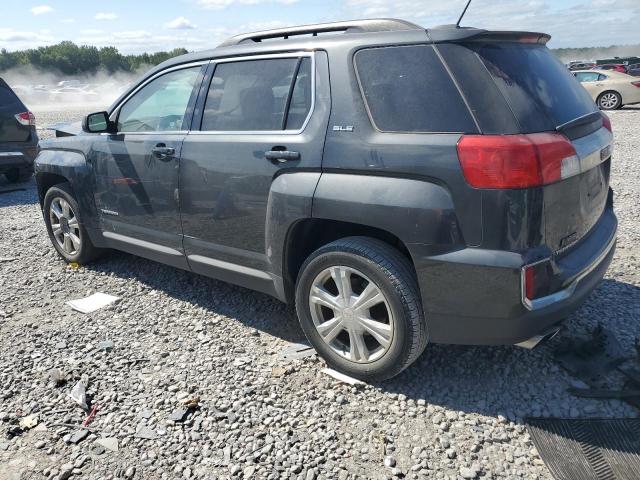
[597,91,622,110]
[295,237,427,382]
[43,183,103,264]
[4,168,32,184]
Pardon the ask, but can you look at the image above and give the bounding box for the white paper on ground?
[66,293,119,314]
[321,367,365,385]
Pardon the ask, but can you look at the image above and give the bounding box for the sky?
[1,0,639,54]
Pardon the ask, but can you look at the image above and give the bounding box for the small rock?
[460,466,479,479]
[98,340,114,351]
[384,456,396,468]
[68,429,89,444]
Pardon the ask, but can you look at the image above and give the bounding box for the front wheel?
[598,91,622,110]
[43,183,103,264]
[295,237,427,382]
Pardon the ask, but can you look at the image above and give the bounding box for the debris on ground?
[321,368,365,386]
[98,340,114,351]
[134,425,158,440]
[168,407,190,422]
[279,342,317,362]
[95,437,119,453]
[65,292,119,314]
[82,404,100,427]
[19,414,38,430]
[271,366,289,378]
[48,368,67,386]
[68,428,89,444]
[68,380,89,411]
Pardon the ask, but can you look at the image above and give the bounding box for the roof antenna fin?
[456,0,473,27]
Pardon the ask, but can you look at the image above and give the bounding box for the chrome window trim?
[191,51,316,136]
[109,61,209,134]
[0,152,23,157]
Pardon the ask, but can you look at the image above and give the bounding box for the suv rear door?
[179,51,330,288]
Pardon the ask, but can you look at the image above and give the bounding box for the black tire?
[5,168,32,184]
[43,183,103,264]
[597,91,622,110]
[295,237,427,382]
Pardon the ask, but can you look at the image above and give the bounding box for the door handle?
[152,144,176,160]
[264,149,300,163]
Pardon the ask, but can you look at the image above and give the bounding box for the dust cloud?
[0,66,145,112]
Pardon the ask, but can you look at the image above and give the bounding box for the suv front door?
[179,52,330,289]
[91,64,204,267]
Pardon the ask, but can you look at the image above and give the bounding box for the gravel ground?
[0,107,638,480]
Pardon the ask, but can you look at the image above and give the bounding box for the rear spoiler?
[427,26,550,45]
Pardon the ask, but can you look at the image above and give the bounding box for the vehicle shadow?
[0,176,39,207]
[84,250,306,344]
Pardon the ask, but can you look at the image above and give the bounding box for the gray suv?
[35,19,617,381]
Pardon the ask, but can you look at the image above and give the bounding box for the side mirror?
[83,111,116,134]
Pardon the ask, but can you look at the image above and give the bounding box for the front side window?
[201,56,312,132]
[355,45,478,133]
[117,67,201,133]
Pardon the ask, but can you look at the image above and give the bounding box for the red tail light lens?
[524,265,536,301]
[15,111,36,126]
[631,81,640,88]
[601,114,612,132]
[457,132,578,189]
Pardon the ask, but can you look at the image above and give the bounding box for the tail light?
[15,111,36,126]
[457,132,578,189]
[602,114,612,132]
[631,81,640,88]
[523,265,536,301]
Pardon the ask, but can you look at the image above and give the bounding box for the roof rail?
[218,18,423,47]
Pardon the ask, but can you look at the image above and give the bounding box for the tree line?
[0,42,188,74]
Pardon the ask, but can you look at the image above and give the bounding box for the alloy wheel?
[308,265,394,363]
[49,197,81,255]
[599,92,619,109]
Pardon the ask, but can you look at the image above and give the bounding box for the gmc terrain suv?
[35,19,617,381]
[0,78,37,183]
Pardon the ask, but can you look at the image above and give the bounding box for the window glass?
[598,74,608,81]
[285,58,312,130]
[118,67,201,132]
[202,58,308,131]
[355,45,477,133]
[469,43,597,131]
[575,72,600,83]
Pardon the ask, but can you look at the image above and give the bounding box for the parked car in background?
[627,63,640,77]
[573,70,640,109]
[568,62,595,71]
[0,78,38,183]
[35,19,616,381]
[593,64,628,74]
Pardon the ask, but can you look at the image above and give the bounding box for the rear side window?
[575,72,600,82]
[354,45,478,133]
[201,56,313,132]
[0,82,23,112]
[468,43,597,132]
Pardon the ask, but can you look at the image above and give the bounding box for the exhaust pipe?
[515,326,562,350]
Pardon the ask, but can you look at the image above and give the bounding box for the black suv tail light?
[457,132,578,189]
[15,111,36,126]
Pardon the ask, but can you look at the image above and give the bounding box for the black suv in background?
[35,20,616,381]
[0,78,37,183]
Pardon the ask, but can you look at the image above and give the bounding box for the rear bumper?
[411,206,617,345]
[0,144,37,173]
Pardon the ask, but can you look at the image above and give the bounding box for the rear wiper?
[556,111,602,133]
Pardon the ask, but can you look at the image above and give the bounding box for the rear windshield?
[467,43,598,132]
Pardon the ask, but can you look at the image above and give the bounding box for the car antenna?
[456,0,473,27]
